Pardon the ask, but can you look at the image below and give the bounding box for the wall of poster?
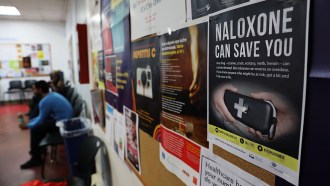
[160,21,208,147]
[92,0,313,185]
[131,36,161,138]
[207,1,309,185]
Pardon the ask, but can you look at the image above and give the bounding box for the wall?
[0,20,68,101]
[65,0,143,185]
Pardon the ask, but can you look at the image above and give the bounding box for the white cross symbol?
[234,98,248,118]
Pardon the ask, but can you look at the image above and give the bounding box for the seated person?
[19,94,42,129]
[49,70,65,95]
[20,80,74,169]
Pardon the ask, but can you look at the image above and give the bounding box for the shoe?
[20,158,42,169]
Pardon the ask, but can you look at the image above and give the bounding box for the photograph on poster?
[91,89,105,128]
[124,106,141,174]
[160,21,208,147]
[98,50,106,89]
[105,54,118,94]
[131,35,161,139]
[208,0,309,185]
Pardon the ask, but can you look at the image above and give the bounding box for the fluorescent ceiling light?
[0,6,21,16]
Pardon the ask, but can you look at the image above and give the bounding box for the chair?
[3,80,24,101]
[74,136,106,185]
[39,86,87,179]
[23,79,37,99]
[43,136,108,186]
[39,131,63,178]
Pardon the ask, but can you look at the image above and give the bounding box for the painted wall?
[0,20,68,101]
[65,1,143,185]
[65,0,142,186]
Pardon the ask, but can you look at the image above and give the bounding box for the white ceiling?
[0,0,68,22]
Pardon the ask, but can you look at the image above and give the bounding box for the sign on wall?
[0,43,51,77]
[130,0,186,41]
[207,0,310,185]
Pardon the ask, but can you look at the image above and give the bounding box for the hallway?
[0,103,69,186]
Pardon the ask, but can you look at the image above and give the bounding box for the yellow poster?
[37,51,44,59]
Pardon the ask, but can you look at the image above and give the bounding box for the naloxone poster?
[160,21,208,148]
[131,36,161,139]
[208,0,309,185]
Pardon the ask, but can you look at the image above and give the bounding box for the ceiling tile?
[0,0,68,21]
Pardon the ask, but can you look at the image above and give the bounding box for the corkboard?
[138,129,185,186]
[134,129,276,186]
[213,144,275,185]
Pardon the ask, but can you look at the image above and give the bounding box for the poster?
[88,0,102,51]
[42,44,51,60]
[130,0,186,41]
[101,0,114,56]
[200,148,268,186]
[160,21,208,147]
[91,51,99,89]
[102,0,132,113]
[113,109,125,160]
[131,36,161,138]
[105,54,118,94]
[91,89,105,128]
[124,106,141,174]
[129,0,151,40]
[160,126,201,186]
[110,0,129,27]
[188,0,249,20]
[208,1,309,185]
[105,103,115,148]
[111,17,132,113]
[98,50,105,89]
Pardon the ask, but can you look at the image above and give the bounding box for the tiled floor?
[0,103,69,186]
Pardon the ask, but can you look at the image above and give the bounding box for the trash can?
[56,117,92,176]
